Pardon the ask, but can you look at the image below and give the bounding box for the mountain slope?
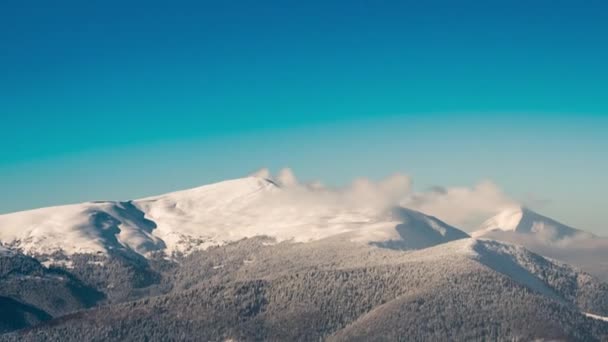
[0,247,103,333]
[0,201,165,257]
[371,207,469,249]
[6,238,608,341]
[0,176,470,326]
[330,275,603,341]
[0,297,51,334]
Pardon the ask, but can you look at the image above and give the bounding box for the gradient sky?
[1,1,607,234]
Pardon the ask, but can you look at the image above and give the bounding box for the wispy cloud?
[403,181,517,230]
[250,168,515,230]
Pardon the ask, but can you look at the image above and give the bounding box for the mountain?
[133,177,468,255]
[0,176,469,261]
[473,206,594,241]
[0,176,469,331]
[4,237,608,341]
[2,178,608,340]
[472,206,608,282]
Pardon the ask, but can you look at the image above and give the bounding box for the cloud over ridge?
[251,167,516,230]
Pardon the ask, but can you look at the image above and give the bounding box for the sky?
[1,1,607,234]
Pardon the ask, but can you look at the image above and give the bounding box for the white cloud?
[344,173,412,209]
[276,168,299,187]
[403,180,517,230]
[249,168,271,179]
[251,168,516,230]
[247,168,608,280]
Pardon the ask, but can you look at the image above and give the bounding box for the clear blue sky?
[1,1,607,233]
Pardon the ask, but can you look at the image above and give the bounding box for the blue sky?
[1,1,607,233]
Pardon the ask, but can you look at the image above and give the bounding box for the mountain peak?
[140,176,280,201]
[476,206,526,233]
[472,206,592,241]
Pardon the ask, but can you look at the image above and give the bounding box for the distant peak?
[473,205,591,240]
[482,206,525,228]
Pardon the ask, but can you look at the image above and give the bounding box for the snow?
[0,176,468,258]
[396,238,479,261]
[405,238,574,303]
[41,259,74,269]
[473,206,524,236]
[467,238,564,302]
[399,238,538,264]
[134,177,466,255]
[584,312,608,322]
[472,206,592,241]
[0,201,165,256]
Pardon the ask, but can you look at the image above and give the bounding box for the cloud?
[255,169,412,211]
[276,168,299,187]
[403,180,517,230]
[247,168,608,280]
[345,173,412,209]
[249,168,271,179]
[250,168,516,230]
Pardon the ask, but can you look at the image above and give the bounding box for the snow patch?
[474,206,524,236]
[584,312,608,322]
[41,259,74,269]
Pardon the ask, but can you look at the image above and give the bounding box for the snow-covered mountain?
[2,177,608,339]
[0,176,468,260]
[472,206,594,242]
[471,206,608,282]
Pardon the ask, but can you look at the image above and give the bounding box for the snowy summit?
[0,176,469,259]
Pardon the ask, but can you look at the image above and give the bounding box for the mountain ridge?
[0,176,469,261]
[1,176,608,339]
